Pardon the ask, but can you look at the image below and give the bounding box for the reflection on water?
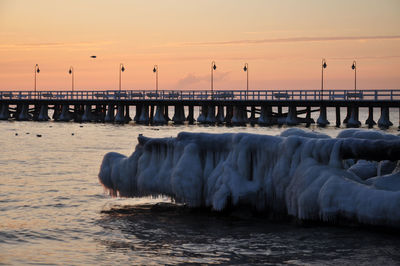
[97,203,400,265]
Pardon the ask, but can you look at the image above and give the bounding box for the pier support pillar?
[232,106,247,126]
[153,105,167,125]
[17,104,30,121]
[242,106,249,123]
[179,105,185,123]
[72,105,81,122]
[398,108,400,130]
[82,104,93,122]
[52,105,60,120]
[164,105,170,122]
[346,106,361,128]
[37,104,49,121]
[225,106,233,124]
[250,106,256,124]
[134,104,142,122]
[105,104,114,123]
[205,105,216,124]
[216,105,224,124]
[365,106,376,128]
[317,106,330,127]
[0,104,10,120]
[231,106,240,125]
[343,106,351,124]
[149,105,154,123]
[277,106,282,117]
[94,105,104,122]
[305,106,312,127]
[125,105,131,122]
[258,105,273,126]
[32,104,40,120]
[378,107,392,129]
[186,105,195,124]
[115,105,125,124]
[58,104,71,122]
[335,106,341,127]
[276,106,285,125]
[14,104,21,120]
[286,105,299,126]
[138,105,150,124]
[173,104,185,124]
[197,105,207,124]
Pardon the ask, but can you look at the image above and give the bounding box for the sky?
[0,0,399,91]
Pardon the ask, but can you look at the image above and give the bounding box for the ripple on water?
[1,121,400,265]
[95,203,400,265]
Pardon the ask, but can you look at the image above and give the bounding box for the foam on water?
[99,128,400,228]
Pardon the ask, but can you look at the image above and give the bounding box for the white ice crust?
[99,128,400,227]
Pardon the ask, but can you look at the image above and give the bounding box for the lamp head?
[36,68,40,73]
[153,67,157,73]
[243,65,247,72]
[121,66,125,72]
[323,62,327,68]
[213,64,216,70]
[352,63,356,70]
[69,69,72,74]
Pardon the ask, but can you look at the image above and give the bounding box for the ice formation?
[98,128,400,227]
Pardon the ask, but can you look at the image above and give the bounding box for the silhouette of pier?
[0,89,399,128]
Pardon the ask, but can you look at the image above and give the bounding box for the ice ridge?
[99,128,400,227]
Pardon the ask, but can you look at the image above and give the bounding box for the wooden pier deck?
[0,89,399,128]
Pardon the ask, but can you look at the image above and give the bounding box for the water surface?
[0,117,399,265]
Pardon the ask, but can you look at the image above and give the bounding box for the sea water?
[1,108,400,265]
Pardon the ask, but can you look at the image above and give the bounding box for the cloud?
[179,35,400,47]
[176,71,231,89]
[175,73,203,88]
[330,55,400,60]
[0,41,113,51]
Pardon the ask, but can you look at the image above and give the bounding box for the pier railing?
[1,89,399,101]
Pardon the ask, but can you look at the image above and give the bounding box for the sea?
[1,107,400,265]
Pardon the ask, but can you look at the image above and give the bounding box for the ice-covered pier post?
[346,106,361,128]
[365,106,376,128]
[0,104,10,120]
[0,89,399,128]
[317,106,329,127]
[153,105,167,125]
[378,106,393,129]
[172,104,185,124]
[114,104,125,123]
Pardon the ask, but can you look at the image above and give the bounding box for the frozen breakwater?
[99,129,400,228]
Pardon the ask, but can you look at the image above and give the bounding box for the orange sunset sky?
[0,0,399,91]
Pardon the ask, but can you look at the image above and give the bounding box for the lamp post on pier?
[153,65,158,95]
[34,64,40,94]
[68,66,74,92]
[211,61,216,99]
[321,59,327,100]
[243,63,248,99]
[351,60,357,92]
[119,63,125,92]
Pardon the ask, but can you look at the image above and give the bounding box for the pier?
[0,89,399,128]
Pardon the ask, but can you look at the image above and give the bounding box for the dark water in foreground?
[0,120,399,265]
[100,203,400,265]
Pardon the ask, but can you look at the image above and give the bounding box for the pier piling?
[365,106,376,128]
[347,106,361,128]
[335,106,341,127]
[317,106,329,127]
[378,107,392,129]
